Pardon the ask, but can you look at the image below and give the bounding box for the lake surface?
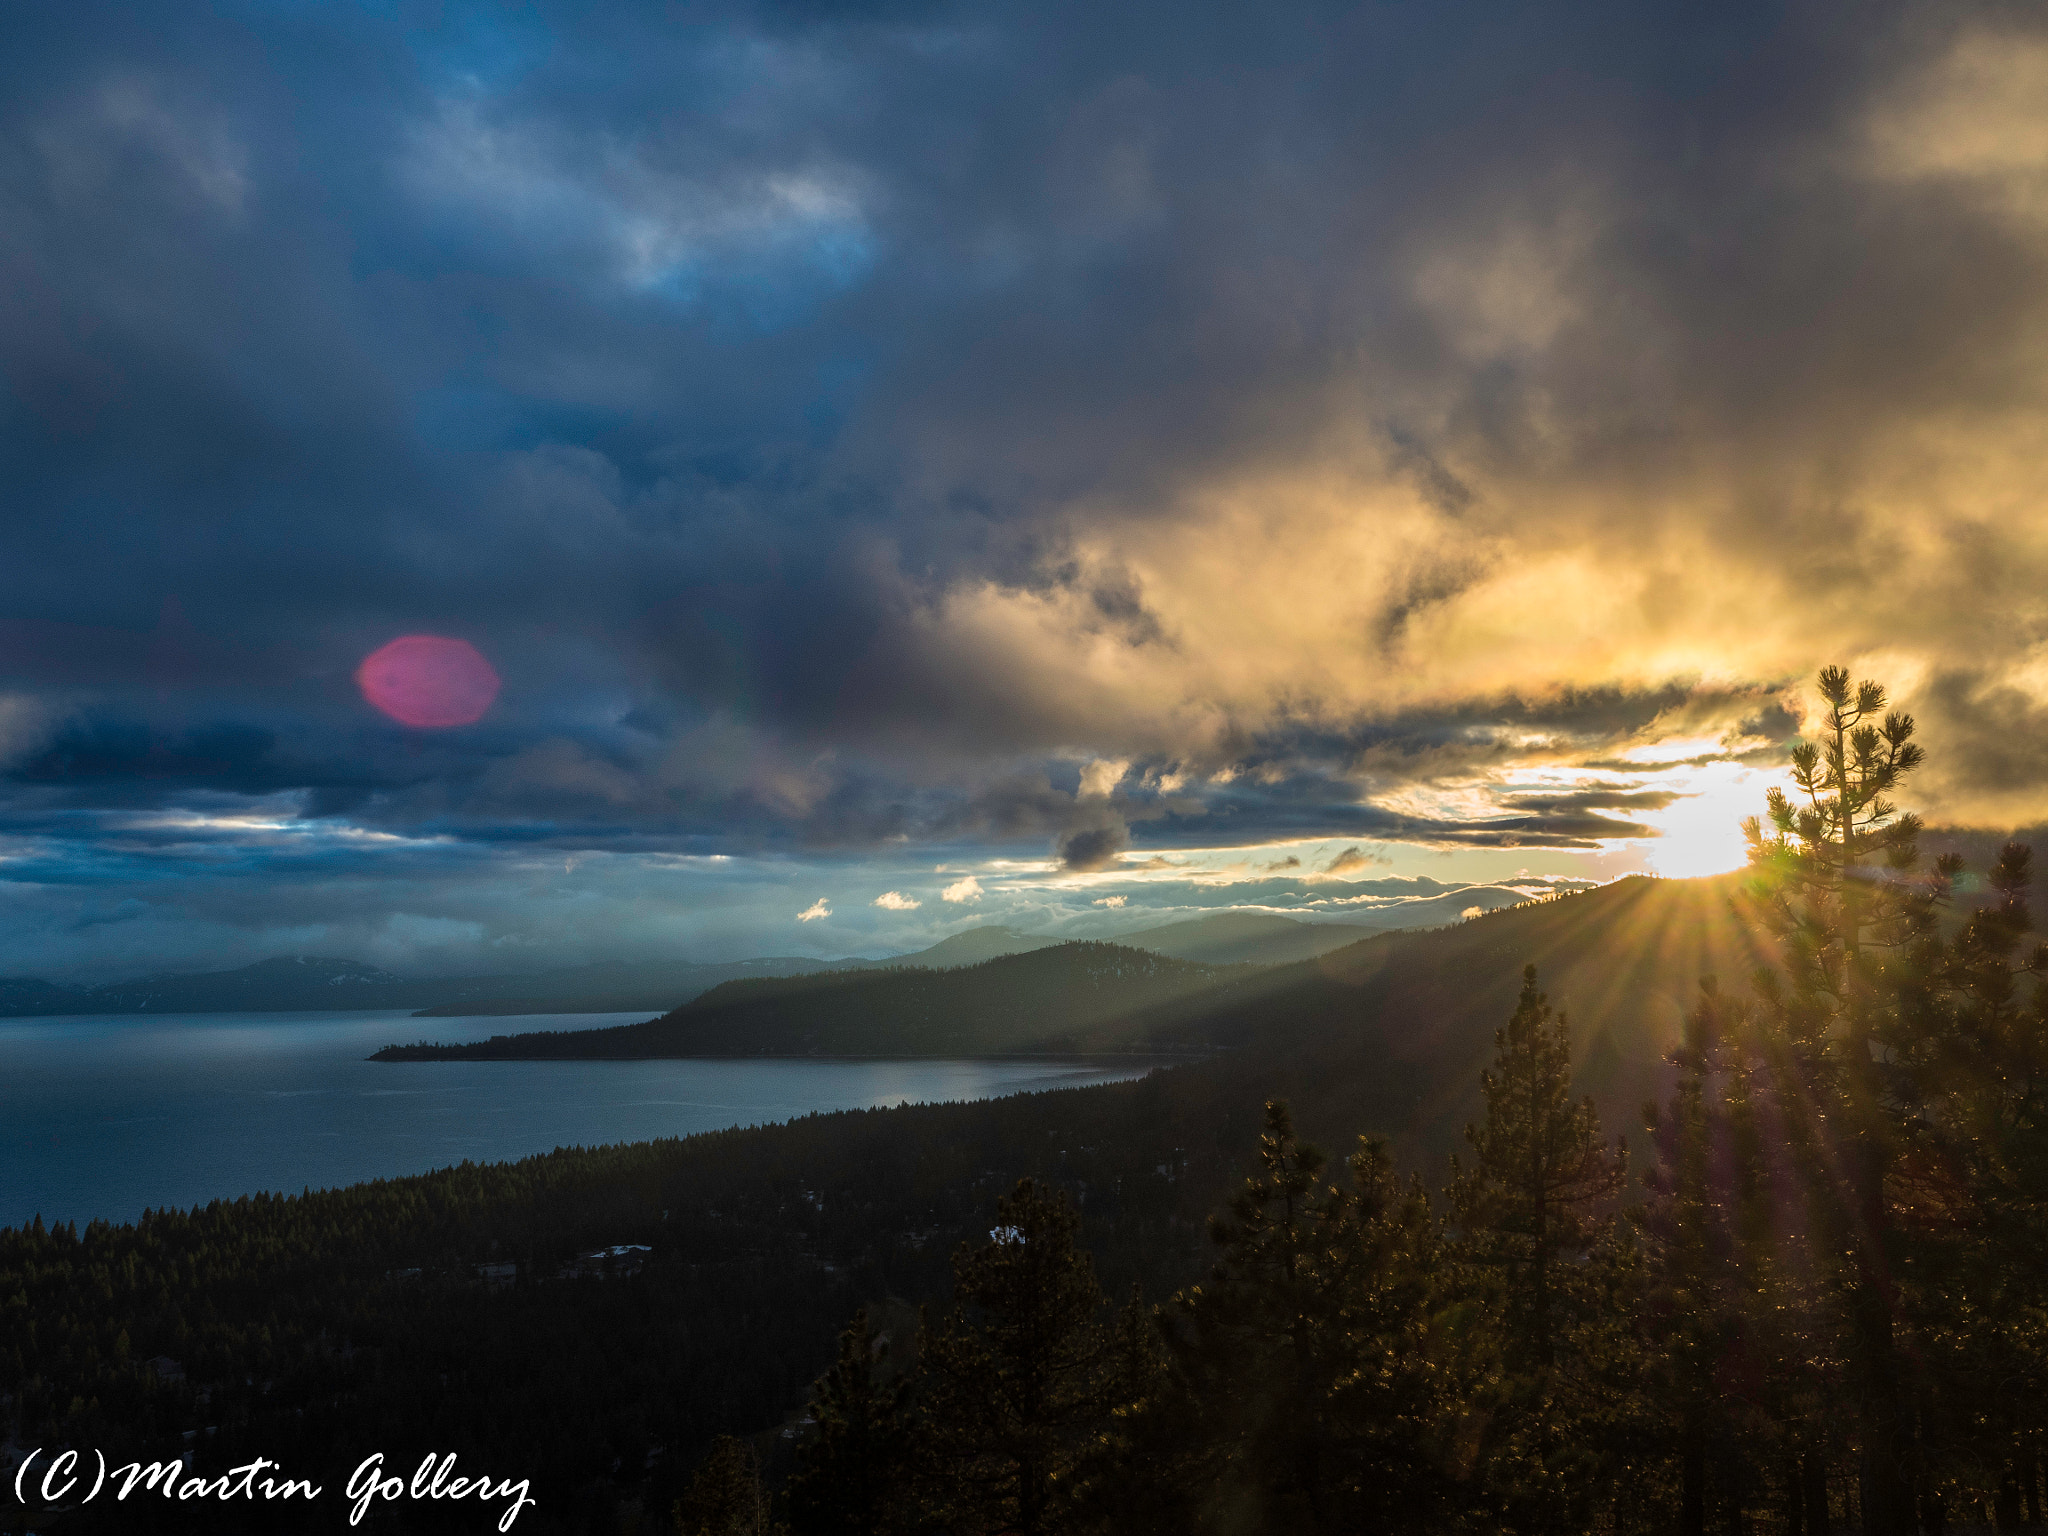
[0,1010,1159,1229]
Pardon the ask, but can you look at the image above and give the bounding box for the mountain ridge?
[0,887,1546,1019]
[372,941,1258,1060]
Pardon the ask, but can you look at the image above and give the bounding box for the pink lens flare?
[355,635,501,728]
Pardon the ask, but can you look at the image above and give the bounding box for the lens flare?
[355,635,500,728]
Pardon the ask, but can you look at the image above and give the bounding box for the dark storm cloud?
[1323,846,1385,875]
[1056,823,1129,873]
[4,0,2047,970]
[1496,787,1683,815]
[1129,796,1647,852]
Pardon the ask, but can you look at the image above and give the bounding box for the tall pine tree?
[1739,667,1958,1536]
[1450,965,1628,1369]
[1163,1100,1465,1534]
[675,1436,777,1536]
[1643,978,1840,1536]
[788,1309,912,1536]
[1449,964,1630,1533]
[913,1178,1116,1536]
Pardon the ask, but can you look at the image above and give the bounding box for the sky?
[5,0,2048,981]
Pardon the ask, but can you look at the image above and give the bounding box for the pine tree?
[1738,667,1959,1536]
[1919,841,2048,1236]
[675,1435,777,1536]
[1642,978,1838,1536]
[1064,1287,1195,1536]
[1448,965,1629,1533]
[1450,965,1627,1370]
[913,1178,1116,1536]
[1899,841,2048,1533]
[1642,987,1728,1536]
[1164,1101,1463,1534]
[788,1309,912,1536]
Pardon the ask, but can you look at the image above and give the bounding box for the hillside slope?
[1114,913,1376,965]
[895,925,1064,968]
[1137,872,1774,1162]
[407,954,878,1016]
[409,929,1063,1015]
[375,942,1255,1060]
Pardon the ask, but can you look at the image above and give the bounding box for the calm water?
[0,1010,1157,1229]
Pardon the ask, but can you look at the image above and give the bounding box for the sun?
[1643,761,1780,879]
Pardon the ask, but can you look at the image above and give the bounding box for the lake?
[0,1010,1160,1229]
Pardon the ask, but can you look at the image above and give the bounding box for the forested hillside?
[1133,870,1777,1161]
[374,943,1256,1060]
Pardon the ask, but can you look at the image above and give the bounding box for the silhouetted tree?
[676,1435,776,1536]
[1643,990,1726,1536]
[914,1178,1116,1536]
[1739,667,1958,1536]
[1897,840,2048,1532]
[788,1310,912,1536]
[1064,1287,1195,1536]
[1450,965,1628,1369]
[1643,978,1838,1536]
[1163,1100,1465,1534]
[1449,964,1631,1533]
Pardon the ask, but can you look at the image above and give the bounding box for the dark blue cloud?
[2,0,2041,973]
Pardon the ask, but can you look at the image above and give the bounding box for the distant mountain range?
[0,954,873,1020]
[0,887,1539,1020]
[1110,912,1386,965]
[0,956,431,1016]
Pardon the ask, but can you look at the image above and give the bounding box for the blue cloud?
[2,0,2038,973]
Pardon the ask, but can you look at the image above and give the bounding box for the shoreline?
[368,1048,1207,1063]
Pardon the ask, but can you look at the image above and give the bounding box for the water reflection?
[0,1010,1159,1228]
